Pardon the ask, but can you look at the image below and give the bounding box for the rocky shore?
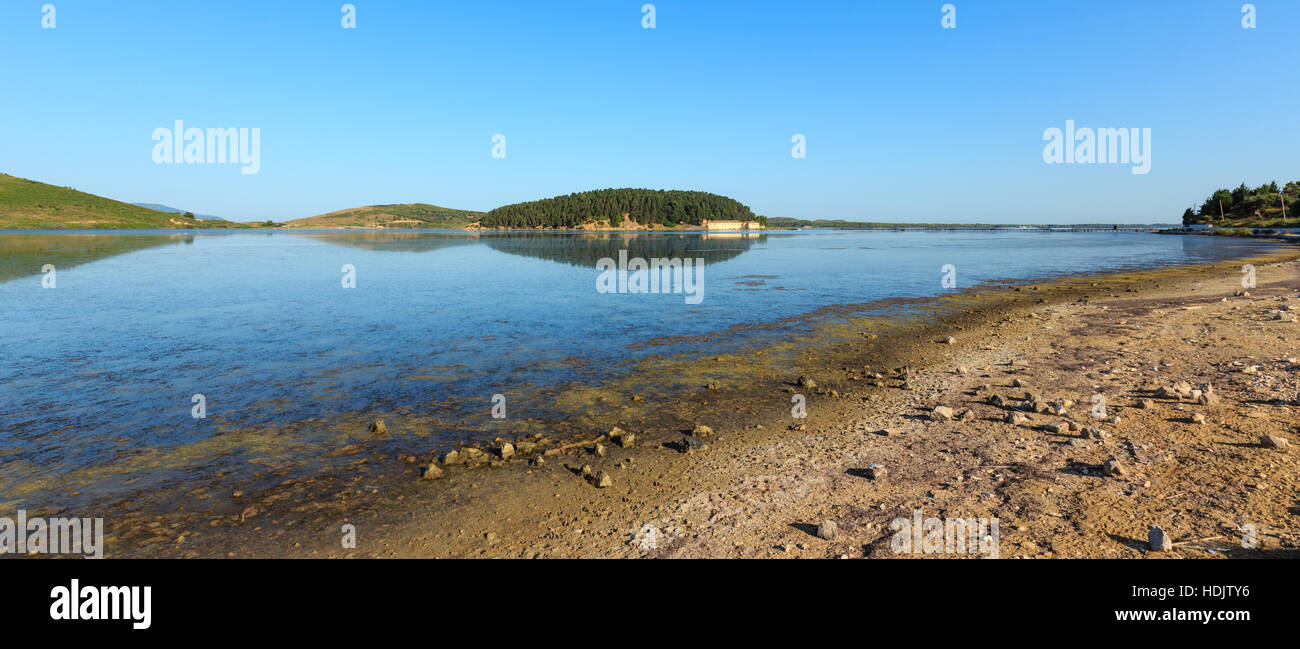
[104,247,1300,559]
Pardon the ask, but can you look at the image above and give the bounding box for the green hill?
[1181,180,1300,228]
[0,173,240,229]
[284,203,483,228]
[479,188,758,229]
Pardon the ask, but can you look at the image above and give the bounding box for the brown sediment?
[88,245,1300,558]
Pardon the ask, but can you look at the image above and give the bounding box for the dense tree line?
[1183,180,1299,225]
[480,188,757,228]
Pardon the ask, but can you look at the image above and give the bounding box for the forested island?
[478,188,759,229]
[1181,180,1299,228]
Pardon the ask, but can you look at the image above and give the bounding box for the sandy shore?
[104,245,1300,559]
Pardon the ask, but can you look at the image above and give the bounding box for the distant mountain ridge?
[131,203,226,221]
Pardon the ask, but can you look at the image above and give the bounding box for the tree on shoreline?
[1184,180,1299,226]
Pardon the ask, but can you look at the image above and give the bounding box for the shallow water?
[0,229,1282,506]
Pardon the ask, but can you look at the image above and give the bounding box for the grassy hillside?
[0,173,240,229]
[284,203,483,228]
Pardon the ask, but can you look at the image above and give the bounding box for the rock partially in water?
[368,419,388,435]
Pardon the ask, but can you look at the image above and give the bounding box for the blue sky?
[1,0,1296,223]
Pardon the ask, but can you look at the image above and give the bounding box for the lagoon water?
[0,229,1282,506]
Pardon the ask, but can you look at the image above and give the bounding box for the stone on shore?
[817,520,838,540]
[1005,412,1029,425]
[957,408,976,422]
[612,428,636,448]
[691,424,714,436]
[1148,526,1172,551]
[498,442,515,459]
[1261,434,1289,449]
[681,435,707,453]
[797,376,817,389]
[441,449,461,465]
[865,464,888,480]
[930,406,955,422]
[594,471,612,488]
[1137,399,1156,410]
[422,462,444,480]
[1102,456,1126,477]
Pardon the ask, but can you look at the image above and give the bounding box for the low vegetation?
[283,203,482,229]
[0,173,242,230]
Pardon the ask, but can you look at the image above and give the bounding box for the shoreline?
[79,242,1300,558]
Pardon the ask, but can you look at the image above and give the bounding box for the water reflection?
[0,232,191,283]
[295,230,766,267]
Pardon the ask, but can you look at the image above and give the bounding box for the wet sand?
[95,245,1300,558]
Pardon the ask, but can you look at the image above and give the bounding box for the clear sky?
[1,1,1296,223]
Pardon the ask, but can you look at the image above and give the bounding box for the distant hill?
[0,173,240,230]
[132,203,226,221]
[284,203,483,229]
[479,188,757,229]
[1182,180,1299,228]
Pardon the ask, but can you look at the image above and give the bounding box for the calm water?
[0,229,1282,505]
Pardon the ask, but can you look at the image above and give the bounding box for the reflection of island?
[0,233,191,283]
[293,230,482,253]
[481,232,766,268]
[295,230,766,268]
